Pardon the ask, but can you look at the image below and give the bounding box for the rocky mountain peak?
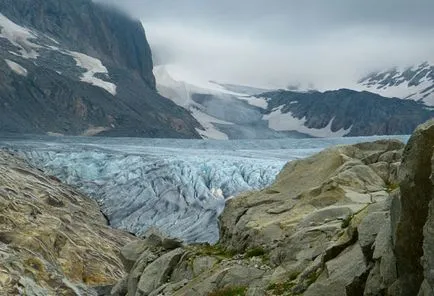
[358,61,434,105]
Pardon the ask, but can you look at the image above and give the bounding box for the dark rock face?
[0,0,156,90]
[0,0,201,138]
[393,119,434,295]
[261,89,434,137]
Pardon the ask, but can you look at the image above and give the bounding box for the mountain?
[261,89,434,136]
[154,65,308,140]
[155,65,433,139]
[0,0,201,138]
[357,61,434,105]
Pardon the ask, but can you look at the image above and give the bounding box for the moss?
[302,270,321,291]
[194,244,237,258]
[267,269,318,296]
[267,280,296,295]
[385,182,399,193]
[24,257,49,282]
[24,257,45,273]
[207,286,247,296]
[245,247,266,258]
[82,273,113,285]
[341,214,354,229]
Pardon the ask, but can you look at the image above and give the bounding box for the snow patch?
[5,59,27,76]
[68,51,117,96]
[191,108,232,140]
[263,106,352,137]
[235,96,269,109]
[154,65,241,139]
[0,13,40,59]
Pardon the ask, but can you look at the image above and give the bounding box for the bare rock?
[0,151,135,295]
[394,119,434,295]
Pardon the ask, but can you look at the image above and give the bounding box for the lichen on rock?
[0,150,135,295]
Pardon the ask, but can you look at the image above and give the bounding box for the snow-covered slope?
[356,62,434,105]
[154,65,434,139]
[154,65,273,139]
[154,65,361,139]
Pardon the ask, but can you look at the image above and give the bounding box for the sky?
[97,0,434,90]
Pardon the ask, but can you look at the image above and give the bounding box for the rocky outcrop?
[112,138,406,295]
[109,119,434,296]
[0,150,135,295]
[393,120,434,295]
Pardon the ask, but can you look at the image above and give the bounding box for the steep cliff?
[0,0,201,138]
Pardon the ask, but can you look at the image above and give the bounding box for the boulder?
[305,244,368,296]
[136,248,184,295]
[394,119,434,295]
[358,211,389,258]
[120,241,149,272]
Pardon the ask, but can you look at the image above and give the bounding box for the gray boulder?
[394,119,434,295]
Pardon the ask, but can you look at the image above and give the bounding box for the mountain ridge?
[155,65,434,139]
[0,0,202,138]
[356,61,434,105]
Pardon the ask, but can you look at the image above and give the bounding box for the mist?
[96,0,434,89]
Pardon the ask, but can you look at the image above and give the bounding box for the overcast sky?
[98,0,434,89]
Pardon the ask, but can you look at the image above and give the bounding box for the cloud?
[96,0,434,89]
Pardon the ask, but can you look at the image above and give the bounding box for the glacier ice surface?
[0,135,409,243]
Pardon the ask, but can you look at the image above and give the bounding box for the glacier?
[0,135,409,243]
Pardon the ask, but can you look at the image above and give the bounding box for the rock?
[162,237,183,250]
[364,262,382,296]
[127,250,159,296]
[388,162,401,185]
[110,276,128,296]
[305,244,368,295]
[93,285,114,296]
[112,138,415,296]
[0,0,202,138]
[417,280,433,296]
[358,211,389,258]
[394,119,434,295]
[369,162,390,183]
[120,241,149,272]
[422,191,434,294]
[192,256,219,276]
[136,248,184,295]
[378,150,403,163]
[143,229,164,248]
[0,151,135,295]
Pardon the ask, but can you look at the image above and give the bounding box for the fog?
[96,0,434,89]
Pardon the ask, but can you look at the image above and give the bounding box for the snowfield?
[263,106,353,137]
[69,51,117,96]
[0,135,408,243]
[0,13,40,59]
